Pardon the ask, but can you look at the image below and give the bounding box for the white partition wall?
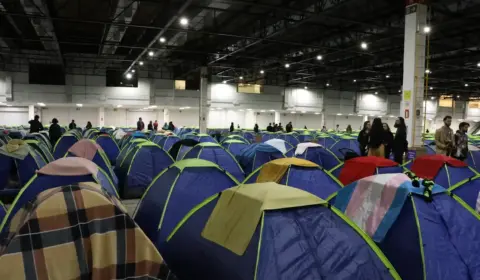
[0,107,28,126]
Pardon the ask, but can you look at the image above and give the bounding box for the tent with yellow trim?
[115,142,174,198]
[134,159,239,245]
[243,158,342,200]
[159,183,401,280]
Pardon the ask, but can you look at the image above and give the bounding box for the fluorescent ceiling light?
[76,104,83,107]
[180,17,189,26]
[184,107,191,109]
[269,110,275,112]
[423,26,431,34]
[337,113,342,116]
[139,61,144,66]
[37,103,46,107]
[260,110,266,112]
[116,105,123,108]
[149,105,158,109]
[290,111,296,114]
[247,108,253,111]
[301,111,306,113]
[315,112,320,115]
[316,55,323,60]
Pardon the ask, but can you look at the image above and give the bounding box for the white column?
[28,105,35,121]
[363,115,368,122]
[199,67,209,133]
[401,3,428,147]
[245,110,256,128]
[163,108,170,124]
[274,111,281,124]
[320,113,325,127]
[98,107,105,127]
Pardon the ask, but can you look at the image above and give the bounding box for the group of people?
[357,117,408,164]
[321,124,354,133]
[435,116,470,161]
[136,118,175,132]
[29,116,93,146]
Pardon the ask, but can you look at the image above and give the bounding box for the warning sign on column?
[403,90,412,101]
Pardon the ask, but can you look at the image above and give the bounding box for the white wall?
[0,107,28,126]
[41,107,98,127]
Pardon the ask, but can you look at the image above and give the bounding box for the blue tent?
[0,157,118,238]
[221,134,249,144]
[467,149,480,173]
[134,159,239,245]
[24,139,54,163]
[278,133,300,146]
[335,156,403,186]
[297,133,314,143]
[183,143,245,182]
[221,140,248,157]
[53,133,78,159]
[115,142,174,198]
[261,133,276,142]
[158,135,181,151]
[329,137,361,160]
[295,143,341,170]
[244,158,342,200]
[264,138,294,154]
[29,132,52,150]
[0,145,47,197]
[95,134,120,165]
[152,133,166,145]
[67,139,118,187]
[116,138,148,167]
[408,154,478,188]
[335,173,480,280]
[317,135,337,147]
[186,134,217,143]
[160,183,400,280]
[168,139,199,161]
[242,132,255,143]
[237,143,285,174]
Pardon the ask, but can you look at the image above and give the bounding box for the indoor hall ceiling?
[0,0,480,97]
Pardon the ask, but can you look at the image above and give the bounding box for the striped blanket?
[0,183,174,280]
[335,173,412,242]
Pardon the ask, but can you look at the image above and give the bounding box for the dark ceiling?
[1,0,480,96]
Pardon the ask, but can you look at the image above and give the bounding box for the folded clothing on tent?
[295,142,322,155]
[0,140,30,160]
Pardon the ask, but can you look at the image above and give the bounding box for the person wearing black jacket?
[230,122,234,132]
[254,123,259,133]
[137,118,145,131]
[29,115,44,133]
[357,121,370,156]
[286,122,293,133]
[167,121,175,131]
[393,117,408,164]
[147,121,153,131]
[383,123,394,159]
[69,120,77,130]
[49,118,62,146]
[86,121,92,130]
[266,123,273,132]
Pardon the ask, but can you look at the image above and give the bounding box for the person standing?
[367,118,385,157]
[162,122,168,130]
[147,121,153,131]
[383,123,394,159]
[435,116,454,156]
[453,122,470,161]
[69,120,76,130]
[286,122,293,133]
[278,123,283,132]
[346,125,353,134]
[49,118,62,146]
[321,126,327,132]
[86,121,92,130]
[153,120,159,131]
[167,121,175,131]
[28,115,44,133]
[393,117,408,164]
[335,124,340,132]
[137,117,145,131]
[230,122,234,132]
[357,121,370,156]
[254,123,259,133]
[267,123,273,132]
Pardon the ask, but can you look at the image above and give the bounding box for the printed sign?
[403,90,412,101]
[405,109,410,119]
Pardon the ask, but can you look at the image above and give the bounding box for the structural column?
[199,67,210,133]
[98,107,105,127]
[245,110,256,128]
[28,105,35,121]
[163,108,170,124]
[274,111,281,124]
[320,113,325,128]
[401,3,428,147]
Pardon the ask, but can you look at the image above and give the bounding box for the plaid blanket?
[0,183,174,280]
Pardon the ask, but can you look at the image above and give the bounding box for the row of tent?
[132,155,480,280]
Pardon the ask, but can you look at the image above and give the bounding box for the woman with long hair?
[367,118,385,157]
[383,123,394,159]
[393,117,408,164]
[357,121,370,156]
